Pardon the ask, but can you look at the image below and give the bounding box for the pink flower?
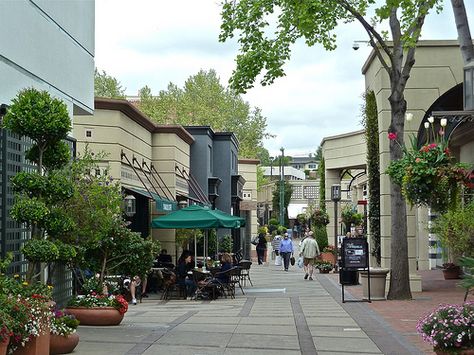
[415,158,422,163]
[428,143,437,149]
[388,132,397,140]
[439,129,445,136]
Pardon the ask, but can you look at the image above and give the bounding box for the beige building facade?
[322,40,474,292]
[73,98,194,258]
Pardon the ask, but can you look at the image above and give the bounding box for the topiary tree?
[3,88,74,282]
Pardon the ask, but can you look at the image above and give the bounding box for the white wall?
[0,0,94,115]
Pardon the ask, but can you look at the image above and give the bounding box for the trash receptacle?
[339,269,359,285]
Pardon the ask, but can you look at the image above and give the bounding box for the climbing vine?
[318,157,326,212]
[361,90,381,265]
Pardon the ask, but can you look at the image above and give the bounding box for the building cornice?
[361,40,460,75]
[320,129,365,147]
[94,98,194,145]
[238,158,260,165]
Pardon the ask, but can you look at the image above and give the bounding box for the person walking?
[255,232,267,265]
[279,233,294,271]
[300,231,320,280]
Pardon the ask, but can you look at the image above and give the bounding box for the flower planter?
[65,307,124,326]
[321,252,336,265]
[0,338,9,355]
[434,348,474,355]
[50,333,79,354]
[319,269,331,274]
[12,331,50,355]
[442,266,461,280]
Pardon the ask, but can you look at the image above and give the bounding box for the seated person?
[176,250,196,300]
[129,275,148,305]
[156,249,174,268]
[215,252,233,284]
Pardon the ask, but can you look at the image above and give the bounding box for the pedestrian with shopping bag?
[279,233,294,271]
[299,231,320,280]
[272,234,282,265]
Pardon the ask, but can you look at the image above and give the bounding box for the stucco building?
[322,40,474,292]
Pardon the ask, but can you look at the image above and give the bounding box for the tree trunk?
[387,84,412,300]
[451,0,474,64]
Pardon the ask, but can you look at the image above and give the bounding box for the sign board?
[341,237,368,269]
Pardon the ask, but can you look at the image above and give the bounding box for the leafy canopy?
[94,68,126,99]
[220,0,443,93]
[137,69,271,159]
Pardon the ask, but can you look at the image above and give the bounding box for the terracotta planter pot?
[49,333,79,354]
[435,347,474,355]
[442,266,462,280]
[65,307,124,326]
[321,252,336,265]
[0,338,9,355]
[12,331,50,355]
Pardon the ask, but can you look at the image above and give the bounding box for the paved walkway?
[72,261,466,355]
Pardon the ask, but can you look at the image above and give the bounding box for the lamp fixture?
[124,194,136,217]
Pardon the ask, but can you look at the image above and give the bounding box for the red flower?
[388,132,397,140]
[420,145,430,152]
[428,143,437,149]
[444,147,450,155]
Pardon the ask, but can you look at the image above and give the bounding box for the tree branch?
[336,0,392,73]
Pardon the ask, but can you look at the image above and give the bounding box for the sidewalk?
[71,262,466,355]
[328,268,466,354]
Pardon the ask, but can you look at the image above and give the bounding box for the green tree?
[137,69,271,159]
[94,68,126,99]
[220,0,444,300]
[3,88,74,282]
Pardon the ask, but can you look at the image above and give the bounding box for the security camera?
[352,42,360,50]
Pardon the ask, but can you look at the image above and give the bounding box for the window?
[308,164,317,169]
[243,191,252,199]
[85,129,93,138]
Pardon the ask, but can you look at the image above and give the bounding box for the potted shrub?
[316,261,333,274]
[432,201,474,279]
[66,276,128,326]
[417,302,474,354]
[321,245,337,266]
[49,309,80,354]
[0,298,13,355]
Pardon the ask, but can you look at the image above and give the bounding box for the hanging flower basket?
[386,118,471,213]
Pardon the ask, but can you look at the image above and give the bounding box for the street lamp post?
[279,148,285,226]
[331,184,341,264]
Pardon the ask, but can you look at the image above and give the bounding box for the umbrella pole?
[194,230,197,269]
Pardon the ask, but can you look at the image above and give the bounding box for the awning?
[287,203,308,219]
[126,187,178,213]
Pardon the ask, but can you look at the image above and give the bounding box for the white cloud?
[95,0,470,158]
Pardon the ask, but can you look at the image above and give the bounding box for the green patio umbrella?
[151,204,245,267]
[151,204,245,229]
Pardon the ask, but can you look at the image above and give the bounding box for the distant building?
[290,156,319,172]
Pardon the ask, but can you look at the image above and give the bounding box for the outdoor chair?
[161,268,185,300]
[214,267,239,299]
[237,260,253,287]
[192,269,222,300]
[233,249,244,264]
[230,266,245,295]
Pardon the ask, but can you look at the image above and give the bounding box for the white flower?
[441,118,447,127]
[424,122,430,129]
[428,116,434,123]
[405,113,413,122]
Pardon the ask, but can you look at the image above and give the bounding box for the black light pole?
[331,184,341,260]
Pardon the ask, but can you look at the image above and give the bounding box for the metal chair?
[238,260,253,287]
[161,268,185,300]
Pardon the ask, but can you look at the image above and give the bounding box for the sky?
[95,1,469,158]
